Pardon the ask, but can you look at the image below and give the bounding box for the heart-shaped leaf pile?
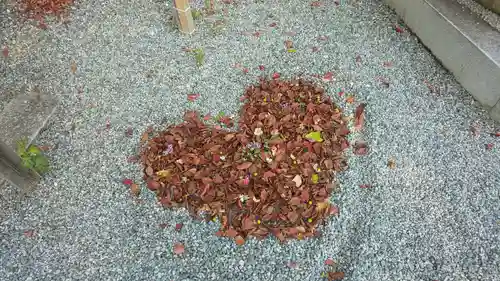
[140,78,350,243]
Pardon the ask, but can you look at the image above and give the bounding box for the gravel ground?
[456,0,500,31]
[1,0,499,280]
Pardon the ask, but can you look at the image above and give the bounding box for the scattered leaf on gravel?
[258,65,265,71]
[187,93,200,102]
[354,103,366,131]
[327,271,345,280]
[325,258,336,266]
[490,132,500,137]
[125,127,133,137]
[23,230,35,237]
[345,95,355,104]
[383,61,393,67]
[272,72,280,79]
[287,261,299,269]
[159,223,168,228]
[311,1,322,7]
[352,140,368,155]
[387,158,396,169]
[2,46,8,58]
[127,156,138,163]
[130,183,140,196]
[122,178,133,186]
[359,184,372,188]
[173,243,185,255]
[355,54,362,64]
[175,223,183,231]
[486,143,495,151]
[322,72,334,82]
[70,61,77,74]
[235,235,245,246]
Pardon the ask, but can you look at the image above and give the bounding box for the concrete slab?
[0,86,58,150]
[384,0,500,122]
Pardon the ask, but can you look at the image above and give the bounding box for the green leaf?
[305,131,323,143]
[28,145,42,156]
[33,155,50,173]
[16,138,27,156]
[311,173,319,184]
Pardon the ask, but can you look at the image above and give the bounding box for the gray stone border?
[385,0,500,122]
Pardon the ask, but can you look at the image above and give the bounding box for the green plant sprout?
[16,137,50,175]
[192,48,205,67]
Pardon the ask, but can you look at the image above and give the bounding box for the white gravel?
[1,0,499,280]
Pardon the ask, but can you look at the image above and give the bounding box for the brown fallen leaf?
[387,158,396,169]
[285,40,293,49]
[327,271,345,280]
[354,103,366,131]
[237,162,253,170]
[130,183,140,196]
[173,243,185,255]
[70,61,77,74]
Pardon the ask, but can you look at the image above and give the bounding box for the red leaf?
[490,132,500,137]
[311,1,322,7]
[322,72,334,82]
[287,261,299,269]
[240,96,247,101]
[2,46,8,58]
[187,93,200,102]
[258,65,265,71]
[122,178,133,186]
[325,258,336,266]
[330,205,339,216]
[213,154,221,162]
[203,114,212,121]
[395,25,404,33]
[147,180,160,191]
[106,119,111,130]
[173,243,185,255]
[269,22,277,27]
[159,223,168,228]
[242,68,249,74]
[383,61,393,67]
[486,143,494,151]
[253,31,261,37]
[359,184,372,188]
[23,230,35,237]
[175,223,183,231]
[272,73,280,79]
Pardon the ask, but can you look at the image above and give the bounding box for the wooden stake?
[173,0,195,34]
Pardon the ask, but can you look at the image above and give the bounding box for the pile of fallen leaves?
[17,0,73,18]
[140,78,350,244]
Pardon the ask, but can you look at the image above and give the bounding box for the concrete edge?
[384,0,500,122]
